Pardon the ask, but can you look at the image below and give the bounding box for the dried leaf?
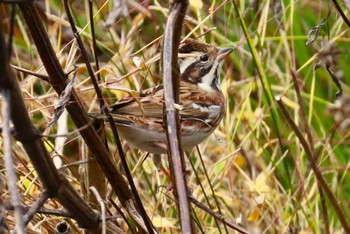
[306,9,331,45]
[248,172,269,193]
[47,70,76,127]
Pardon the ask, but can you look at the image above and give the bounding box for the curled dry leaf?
[47,70,76,127]
[306,9,331,46]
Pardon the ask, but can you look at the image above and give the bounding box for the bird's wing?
[179,83,223,119]
[109,83,223,124]
[110,85,164,117]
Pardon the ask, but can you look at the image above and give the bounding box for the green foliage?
[2,0,350,233]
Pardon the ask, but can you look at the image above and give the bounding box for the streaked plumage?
[108,39,233,154]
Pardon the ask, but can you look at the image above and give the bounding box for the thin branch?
[290,70,314,151]
[2,89,25,234]
[88,0,101,84]
[188,196,254,234]
[2,3,100,228]
[89,187,106,234]
[162,0,192,233]
[319,186,330,234]
[18,0,133,209]
[23,191,49,225]
[5,200,125,223]
[331,0,350,29]
[325,65,342,98]
[190,149,227,233]
[108,197,134,233]
[290,69,331,232]
[62,1,154,232]
[4,201,74,218]
[11,65,49,82]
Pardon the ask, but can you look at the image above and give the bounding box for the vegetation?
[1,0,350,233]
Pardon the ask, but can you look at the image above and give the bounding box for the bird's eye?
[200,54,209,62]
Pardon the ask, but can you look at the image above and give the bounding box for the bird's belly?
[116,124,213,154]
[117,125,168,154]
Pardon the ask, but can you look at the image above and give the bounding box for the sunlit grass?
[1,0,350,233]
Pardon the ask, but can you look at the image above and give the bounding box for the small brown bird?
[108,39,233,154]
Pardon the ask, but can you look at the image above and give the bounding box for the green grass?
[1,0,350,233]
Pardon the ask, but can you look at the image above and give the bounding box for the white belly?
[117,125,211,154]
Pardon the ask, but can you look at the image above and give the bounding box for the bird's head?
[178,39,233,92]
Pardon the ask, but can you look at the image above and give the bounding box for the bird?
[106,39,233,154]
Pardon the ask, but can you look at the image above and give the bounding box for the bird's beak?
[217,47,234,61]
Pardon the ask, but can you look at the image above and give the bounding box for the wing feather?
[110,82,224,124]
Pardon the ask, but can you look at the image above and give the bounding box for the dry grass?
[1,0,350,233]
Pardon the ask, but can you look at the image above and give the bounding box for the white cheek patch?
[180,57,196,73]
[179,52,202,73]
[198,61,221,92]
[198,61,220,92]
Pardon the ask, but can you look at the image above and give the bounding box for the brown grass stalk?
[0,16,99,229]
[162,0,193,233]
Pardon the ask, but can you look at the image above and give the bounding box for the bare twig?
[18,0,133,211]
[331,0,350,29]
[2,90,25,233]
[90,187,106,234]
[11,65,49,82]
[190,149,227,233]
[319,186,330,234]
[1,3,100,228]
[290,70,331,233]
[290,70,314,150]
[62,1,154,232]
[23,191,49,226]
[325,65,342,98]
[108,197,134,233]
[188,196,254,234]
[5,200,122,222]
[4,201,73,218]
[276,96,350,232]
[162,0,192,233]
